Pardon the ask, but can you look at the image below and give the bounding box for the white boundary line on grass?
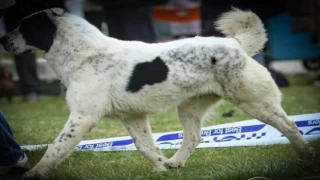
[21,113,320,151]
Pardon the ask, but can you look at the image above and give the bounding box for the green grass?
[0,74,320,180]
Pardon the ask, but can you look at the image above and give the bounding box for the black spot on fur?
[59,133,66,142]
[19,12,57,52]
[158,158,162,161]
[66,134,72,138]
[126,57,169,92]
[211,57,217,65]
[70,123,78,128]
[71,129,75,132]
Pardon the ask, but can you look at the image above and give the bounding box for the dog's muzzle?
[0,36,20,54]
[0,36,12,53]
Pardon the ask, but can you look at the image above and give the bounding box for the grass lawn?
[0,74,320,180]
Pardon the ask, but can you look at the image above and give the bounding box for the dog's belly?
[108,83,194,117]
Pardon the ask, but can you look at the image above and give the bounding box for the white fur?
[3,8,312,178]
[215,7,267,56]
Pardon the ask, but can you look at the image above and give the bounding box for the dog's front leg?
[121,115,168,172]
[24,112,99,178]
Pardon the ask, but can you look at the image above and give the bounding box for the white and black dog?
[0,8,314,178]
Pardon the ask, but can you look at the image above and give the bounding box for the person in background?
[90,0,168,43]
[167,0,201,39]
[0,110,30,175]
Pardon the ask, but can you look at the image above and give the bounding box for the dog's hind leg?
[228,72,315,158]
[164,95,220,168]
[237,101,314,158]
[216,55,314,158]
[121,115,168,172]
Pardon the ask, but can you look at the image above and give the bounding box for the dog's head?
[0,8,65,55]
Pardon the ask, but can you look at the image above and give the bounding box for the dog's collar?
[43,3,65,17]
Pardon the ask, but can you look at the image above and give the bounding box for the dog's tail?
[215,8,267,56]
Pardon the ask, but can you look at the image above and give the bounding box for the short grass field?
[1,74,320,180]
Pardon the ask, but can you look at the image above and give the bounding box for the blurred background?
[0,0,319,102]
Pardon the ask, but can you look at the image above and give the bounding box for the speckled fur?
[0,8,314,178]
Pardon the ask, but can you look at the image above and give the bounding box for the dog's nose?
[0,36,8,45]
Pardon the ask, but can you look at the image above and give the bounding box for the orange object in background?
[153,6,200,23]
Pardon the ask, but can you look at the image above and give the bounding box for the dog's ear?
[19,11,57,52]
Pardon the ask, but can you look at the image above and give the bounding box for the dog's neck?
[44,14,116,86]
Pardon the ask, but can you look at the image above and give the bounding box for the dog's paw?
[152,165,168,172]
[23,169,47,179]
[297,144,316,159]
[164,159,185,169]
[302,147,316,159]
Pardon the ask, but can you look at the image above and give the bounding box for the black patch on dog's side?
[20,12,57,52]
[126,57,169,92]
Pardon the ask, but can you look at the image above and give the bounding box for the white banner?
[22,113,320,151]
